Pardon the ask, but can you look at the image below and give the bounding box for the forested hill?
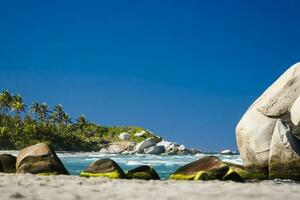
[0,90,157,151]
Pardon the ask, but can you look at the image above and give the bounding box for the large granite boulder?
[144,145,165,154]
[126,165,160,180]
[0,154,16,173]
[236,62,300,179]
[135,138,156,153]
[269,120,300,180]
[169,156,242,181]
[80,158,126,178]
[290,95,300,127]
[16,143,69,175]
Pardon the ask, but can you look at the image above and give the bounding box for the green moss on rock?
[80,171,121,179]
[222,167,244,182]
[80,158,126,179]
[126,165,160,180]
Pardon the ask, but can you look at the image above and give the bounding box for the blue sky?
[0,0,300,150]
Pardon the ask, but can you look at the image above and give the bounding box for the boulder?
[0,154,16,173]
[144,145,165,154]
[178,145,186,151]
[224,162,262,180]
[157,140,180,153]
[119,132,131,141]
[220,150,233,155]
[169,156,230,181]
[236,62,300,176]
[157,140,173,149]
[134,130,146,137]
[269,120,300,180]
[291,96,300,127]
[16,143,69,175]
[135,138,156,153]
[80,158,126,178]
[126,165,160,180]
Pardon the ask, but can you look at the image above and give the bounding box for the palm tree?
[51,104,64,125]
[39,102,50,123]
[30,102,40,121]
[76,115,88,129]
[11,94,26,120]
[0,90,12,116]
[62,112,72,125]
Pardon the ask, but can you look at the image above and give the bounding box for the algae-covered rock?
[222,167,243,182]
[225,162,267,180]
[16,143,69,175]
[80,158,126,178]
[0,154,16,173]
[126,165,160,180]
[169,156,229,180]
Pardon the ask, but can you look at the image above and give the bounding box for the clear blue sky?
[0,0,300,150]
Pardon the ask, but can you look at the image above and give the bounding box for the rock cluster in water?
[236,62,300,180]
[100,135,201,155]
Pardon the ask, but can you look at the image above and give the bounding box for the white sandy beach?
[0,173,299,200]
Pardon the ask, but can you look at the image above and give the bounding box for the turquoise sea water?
[58,152,242,179]
[0,151,242,179]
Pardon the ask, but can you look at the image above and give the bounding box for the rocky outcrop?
[98,138,198,155]
[16,143,69,175]
[100,142,136,154]
[80,158,126,178]
[126,165,160,180]
[169,156,243,181]
[236,62,300,180]
[0,154,16,173]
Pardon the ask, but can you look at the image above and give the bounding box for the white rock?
[157,140,173,148]
[236,62,300,173]
[119,132,131,141]
[220,149,232,155]
[134,130,146,137]
[291,95,300,126]
[269,119,300,179]
[135,138,156,153]
[144,145,165,154]
[178,145,186,151]
[257,63,300,117]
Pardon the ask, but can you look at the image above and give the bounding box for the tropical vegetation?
[0,90,155,151]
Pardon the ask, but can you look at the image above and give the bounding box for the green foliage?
[0,90,156,151]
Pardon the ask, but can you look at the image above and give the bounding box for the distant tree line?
[0,90,148,151]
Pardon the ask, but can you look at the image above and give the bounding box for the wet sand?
[0,173,300,200]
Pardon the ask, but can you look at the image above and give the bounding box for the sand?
[0,173,300,200]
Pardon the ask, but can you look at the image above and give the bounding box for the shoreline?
[1,173,300,200]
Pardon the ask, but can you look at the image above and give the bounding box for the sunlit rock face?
[236,62,300,179]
